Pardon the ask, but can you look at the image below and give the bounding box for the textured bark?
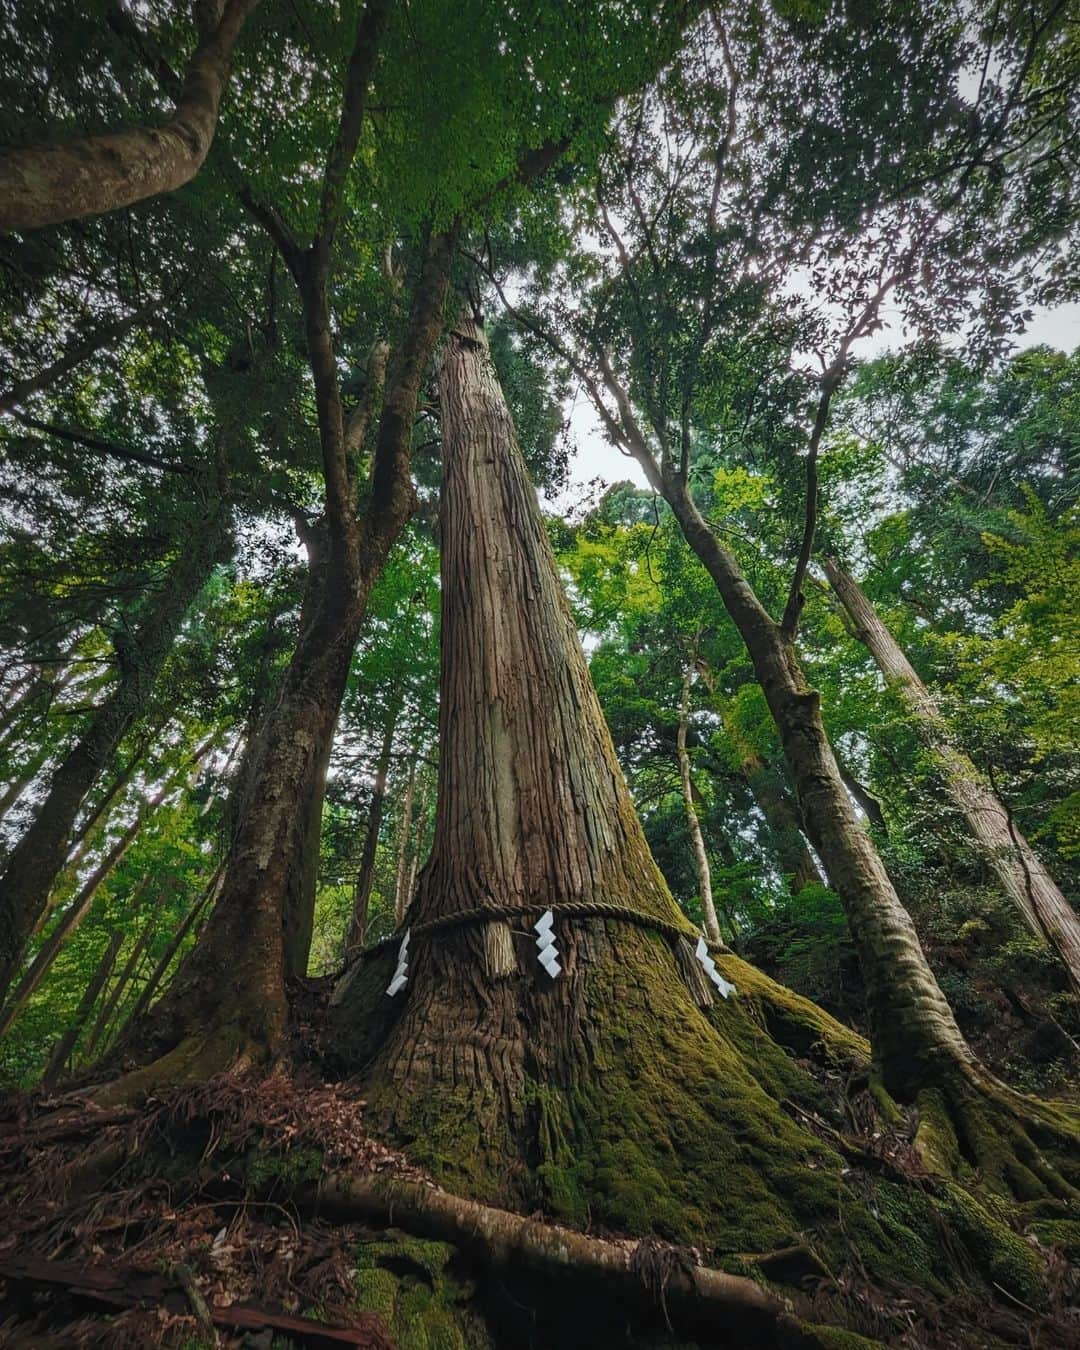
[104,237,453,1086]
[391,755,418,924]
[825,556,1080,990]
[676,664,722,942]
[345,702,399,952]
[660,477,974,1099]
[0,505,230,1002]
[41,929,124,1088]
[347,316,721,1194]
[0,0,262,231]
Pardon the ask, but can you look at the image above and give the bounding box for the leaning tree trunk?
[0,502,230,1002]
[0,0,263,231]
[676,664,722,942]
[739,748,825,895]
[40,929,124,1089]
[825,555,1080,991]
[659,478,1079,1196]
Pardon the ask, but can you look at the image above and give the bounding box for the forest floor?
[0,983,1077,1350]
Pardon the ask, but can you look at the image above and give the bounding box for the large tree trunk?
[0,504,230,1001]
[0,0,262,232]
[345,701,400,952]
[825,556,1080,990]
[329,318,1077,1322]
[676,664,722,942]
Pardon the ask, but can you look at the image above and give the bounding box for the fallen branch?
[0,1253,393,1348]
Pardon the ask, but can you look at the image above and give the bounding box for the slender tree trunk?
[40,929,124,1089]
[392,756,418,925]
[740,750,826,894]
[663,479,973,1099]
[121,864,225,1031]
[0,759,187,1038]
[824,556,1080,989]
[83,879,156,1060]
[0,502,230,1001]
[676,664,722,943]
[0,0,263,231]
[345,702,400,952]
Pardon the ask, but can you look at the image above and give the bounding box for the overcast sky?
[548,299,1080,507]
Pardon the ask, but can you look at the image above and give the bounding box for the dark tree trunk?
[102,235,454,1091]
[345,702,400,952]
[825,556,1080,990]
[741,750,825,895]
[83,884,156,1060]
[40,929,124,1089]
[0,506,229,1002]
[0,0,263,231]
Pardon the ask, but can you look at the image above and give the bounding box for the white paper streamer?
[386,929,411,996]
[534,910,561,979]
[695,936,735,999]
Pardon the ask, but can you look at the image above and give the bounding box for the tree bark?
[345,701,399,952]
[676,663,722,942]
[339,315,737,1202]
[660,476,974,1099]
[0,505,230,1002]
[824,556,1080,990]
[103,235,454,1087]
[0,0,263,232]
[391,755,418,925]
[40,929,124,1088]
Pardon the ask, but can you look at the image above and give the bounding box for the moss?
[938,1184,1047,1305]
[356,923,1066,1344]
[1024,1218,1080,1261]
[244,1144,324,1191]
[913,1088,962,1176]
[353,1232,492,1350]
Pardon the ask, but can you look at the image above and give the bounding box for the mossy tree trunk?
[825,555,1080,990]
[326,323,890,1262]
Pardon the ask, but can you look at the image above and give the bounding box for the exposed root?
[913,1065,1080,1202]
[308,1168,872,1348]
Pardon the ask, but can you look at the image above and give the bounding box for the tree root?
[914,1065,1080,1202]
[306,1168,877,1348]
